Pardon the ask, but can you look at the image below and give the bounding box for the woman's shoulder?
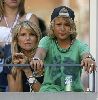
[25,12,33,20]
[0,19,6,28]
[19,12,39,25]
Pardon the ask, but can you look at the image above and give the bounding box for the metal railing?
[0,63,81,67]
[0,63,96,92]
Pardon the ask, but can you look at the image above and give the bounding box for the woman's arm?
[7,70,23,92]
[22,67,42,92]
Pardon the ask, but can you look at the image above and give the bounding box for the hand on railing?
[81,57,96,73]
[11,53,28,77]
[30,57,44,77]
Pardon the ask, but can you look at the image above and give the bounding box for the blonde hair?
[48,16,77,40]
[11,21,42,55]
[0,0,25,19]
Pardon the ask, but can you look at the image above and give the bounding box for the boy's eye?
[56,23,62,26]
[65,23,70,26]
[55,23,70,26]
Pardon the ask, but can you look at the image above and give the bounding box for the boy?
[31,6,96,92]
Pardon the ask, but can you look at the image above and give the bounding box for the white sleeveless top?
[0,13,33,72]
[0,13,33,46]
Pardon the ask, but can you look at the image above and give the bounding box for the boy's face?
[53,17,72,41]
[18,28,38,51]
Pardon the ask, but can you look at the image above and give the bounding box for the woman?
[0,0,39,92]
[0,0,38,54]
[6,21,43,92]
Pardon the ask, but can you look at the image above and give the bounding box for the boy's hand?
[30,58,44,76]
[81,57,96,73]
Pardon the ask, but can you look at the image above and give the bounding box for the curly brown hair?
[48,16,77,40]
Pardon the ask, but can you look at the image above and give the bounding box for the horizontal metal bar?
[0,64,30,67]
[0,63,82,67]
[0,63,96,92]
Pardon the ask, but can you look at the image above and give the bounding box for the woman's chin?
[23,47,32,51]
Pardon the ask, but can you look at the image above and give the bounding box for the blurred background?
[25,0,90,45]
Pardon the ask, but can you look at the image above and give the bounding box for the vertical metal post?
[90,0,97,92]
[96,0,98,92]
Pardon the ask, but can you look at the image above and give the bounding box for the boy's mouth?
[11,0,17,3]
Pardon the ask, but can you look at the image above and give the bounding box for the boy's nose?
[61,25,65,31]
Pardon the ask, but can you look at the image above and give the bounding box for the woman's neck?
[22,50,35,60]
[4,6,18,18]
[3,7,19,28]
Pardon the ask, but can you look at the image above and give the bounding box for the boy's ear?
[50,21,54,30]
[50,24,53,29]
[49,24,54,31]
[69,28,73,34]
